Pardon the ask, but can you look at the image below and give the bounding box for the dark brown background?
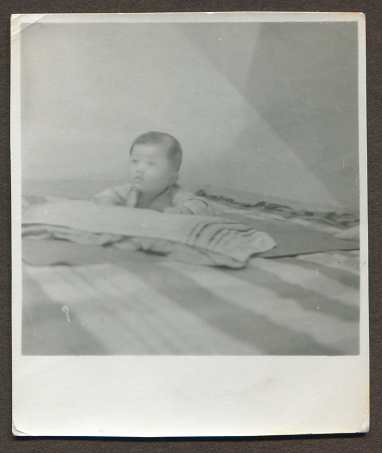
[1,1,381,451]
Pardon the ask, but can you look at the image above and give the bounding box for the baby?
[94,131,215,215]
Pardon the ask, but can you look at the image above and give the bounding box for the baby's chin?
[131,179,145,191]
[132,182,167,197]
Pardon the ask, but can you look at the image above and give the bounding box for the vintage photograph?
[11,12,368,438]
[16,14,364,357]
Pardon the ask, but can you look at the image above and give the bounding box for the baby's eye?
[131,159,138,164]
[147,161,155,166]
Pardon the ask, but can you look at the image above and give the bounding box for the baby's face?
[129,143,178,196]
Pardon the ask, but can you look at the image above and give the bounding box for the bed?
[21,185,360,356]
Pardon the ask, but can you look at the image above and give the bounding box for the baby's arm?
[94,196,116,206]
[164,196,216,216]
[164,204,194,215]
[93,184,132,206]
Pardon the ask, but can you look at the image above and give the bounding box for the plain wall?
[20,21,359,210]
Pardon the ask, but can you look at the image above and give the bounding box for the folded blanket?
[22,201,276,268]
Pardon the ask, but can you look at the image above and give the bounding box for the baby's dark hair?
[130,131,182,171]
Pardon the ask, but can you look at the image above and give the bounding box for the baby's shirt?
[94,184,216,216]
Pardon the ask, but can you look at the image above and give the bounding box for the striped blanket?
[22,248,359,355]
[21,195,360,356]
[23,200,276,268]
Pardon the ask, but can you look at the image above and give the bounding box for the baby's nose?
[135,163,145,173]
